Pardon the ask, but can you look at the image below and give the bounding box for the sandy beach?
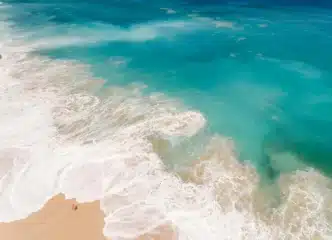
[0,194,176,240]
[0,194,106,240]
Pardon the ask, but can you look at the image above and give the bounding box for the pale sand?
[0,194,176,240]
[0,194,106,240]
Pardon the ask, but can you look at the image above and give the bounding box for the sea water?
[1,0,332,239]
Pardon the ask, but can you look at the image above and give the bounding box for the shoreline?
[0,194,106,240]
[0,194,176,240]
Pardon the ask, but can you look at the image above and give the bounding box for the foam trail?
[21,19,216,50]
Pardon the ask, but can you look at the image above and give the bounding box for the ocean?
[1,0,332,239]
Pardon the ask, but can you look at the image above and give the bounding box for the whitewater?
[1,2,332,240]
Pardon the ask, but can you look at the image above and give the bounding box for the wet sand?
[0,194,106,240]
[0,194,176,240]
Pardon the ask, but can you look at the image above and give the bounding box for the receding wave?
[1,5,332,240]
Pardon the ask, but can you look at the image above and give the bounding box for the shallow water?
[17,0,332,176]
[1,0,332,239]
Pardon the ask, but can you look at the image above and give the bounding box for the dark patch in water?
[262,121,332,179]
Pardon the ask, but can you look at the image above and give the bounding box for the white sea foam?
[1,4,332,240]
[257,56,322,79]
[214,20,235,29]
[20,19,216,50]
[160,8,177,14]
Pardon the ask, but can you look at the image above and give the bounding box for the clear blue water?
[5,0,332,180]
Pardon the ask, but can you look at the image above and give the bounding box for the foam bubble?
[160,8,176,14]
[258,23,268,28]
[214,20,235,29]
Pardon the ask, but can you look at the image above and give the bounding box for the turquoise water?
[6,0,332,179]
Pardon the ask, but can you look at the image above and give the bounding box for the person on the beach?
[72,204,78,211]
